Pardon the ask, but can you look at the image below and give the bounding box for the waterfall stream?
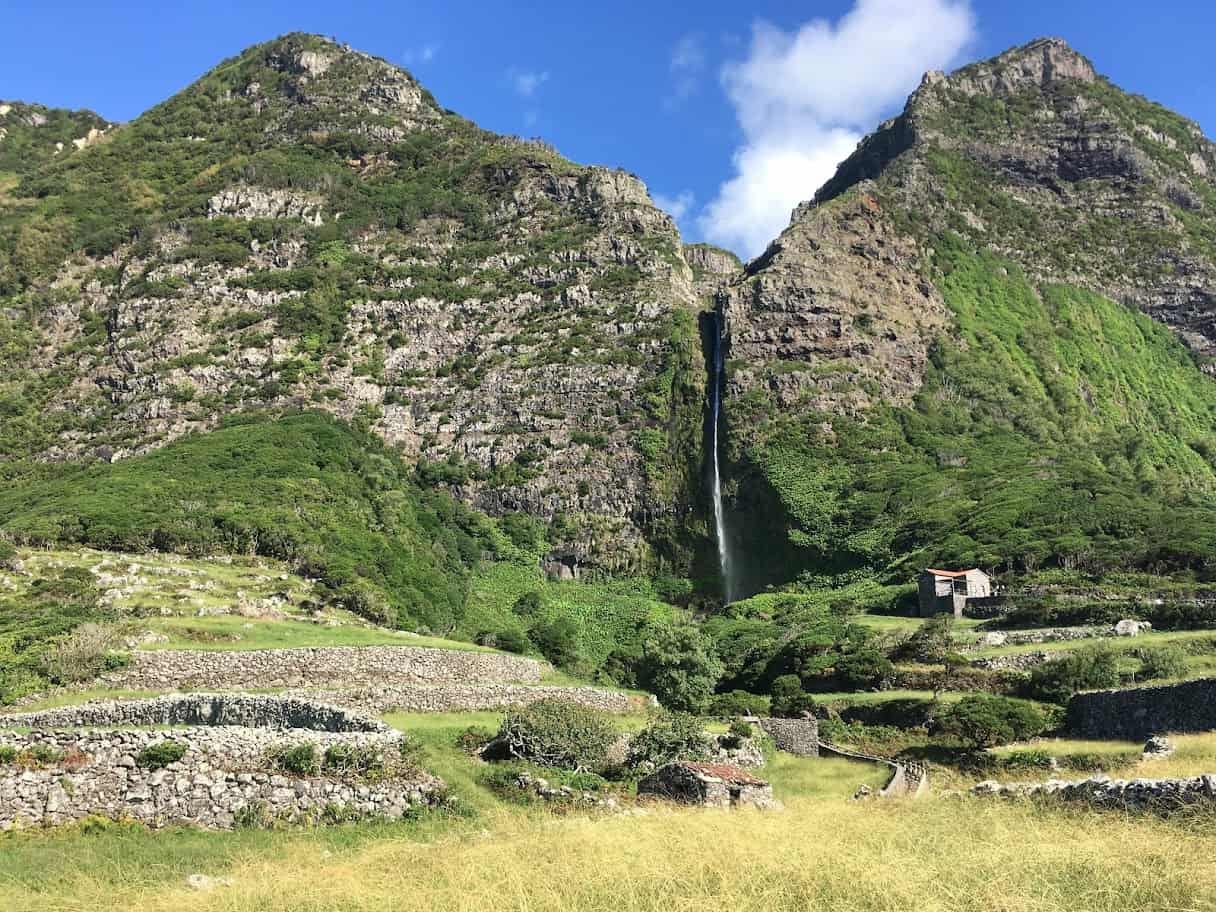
[709,314,736,604]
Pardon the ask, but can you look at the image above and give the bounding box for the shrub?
[1060,751,1136,772]
[728,720,754,740]
[38,623,126,685]
[638,620,723,714]
[939,694,1047,749]
[1027,645,1122,703]
[770,674,816,718]
[455,725,495,753]
[494,627,531,655]
[272,743,320,776]
[626,712,712,769]
[708,690,772,718]
[322,744,385,778]
[529,616,581,669]
[0,746,17,764]
[1000,749,1054,771]
[136,740,187,770]
[498,699,617,771]
[1136,645,1188,681]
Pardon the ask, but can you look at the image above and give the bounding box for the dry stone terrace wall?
[104,645,546,690]
[2,693,390,732]
[1066,678,1216,740]
[292,683,638,715]
[0,727,442,830]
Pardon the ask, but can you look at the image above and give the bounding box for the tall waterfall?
[709,314,736,604]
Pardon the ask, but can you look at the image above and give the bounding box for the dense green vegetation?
[727,236,1216,596]
[0,412,495,633]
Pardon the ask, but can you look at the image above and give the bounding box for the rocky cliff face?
[815,37,1216,360]
[0,34,709,576]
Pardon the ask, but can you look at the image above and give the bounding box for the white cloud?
[668,34,705,104]
[510,69,550,97]
[403,43,439,66]
[652,190,696,223]
[698,0,976,258]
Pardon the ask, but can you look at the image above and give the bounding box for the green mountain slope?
[0,33,712,580]
[719,38,1216,598]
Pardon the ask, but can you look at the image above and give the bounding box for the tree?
[1028,644,1121,703]
[939,694,1046,749]
[770,674,816,718]
[512,590,545,618]
[529,616,580,669]
[834,646,895,690]
[934,651,970,700]
[639,620,723,713]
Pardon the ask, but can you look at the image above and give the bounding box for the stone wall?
[973,774,1216,811]
[0,726,441,830]
[292,683,638,715]
[104,645,546,690]
[3,693,389,733]
[1066,678,1216,740]
[757,718,819,757]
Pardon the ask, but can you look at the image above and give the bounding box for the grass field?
[4,798,1215,911]
[140,615,495,653]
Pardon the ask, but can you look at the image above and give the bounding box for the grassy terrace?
[139,615,496,653]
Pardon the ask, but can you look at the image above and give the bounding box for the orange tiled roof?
[925,568,980,578]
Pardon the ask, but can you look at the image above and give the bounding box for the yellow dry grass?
[9,797,1216,912]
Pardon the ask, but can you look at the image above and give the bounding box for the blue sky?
[2,0,1214,256]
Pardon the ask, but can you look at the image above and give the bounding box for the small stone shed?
[918,568,997,617]
[637,761,776,809]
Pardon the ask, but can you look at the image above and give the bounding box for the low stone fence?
[0,726,441,830]
[757,718,819,757]
[972,774,1216,811]
[819,743,929,799]
[103,646,546,690]
[2,693,390,732]
[969,651,1054,672]
[291,683,638,715]
[1066,678,1216,740]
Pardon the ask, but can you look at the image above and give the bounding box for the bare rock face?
[207,187,325,224]
[722,190,950,420]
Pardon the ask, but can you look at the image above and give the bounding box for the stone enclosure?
[0,694,442,830]
[637,761,777,809]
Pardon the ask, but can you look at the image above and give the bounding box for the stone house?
[918,568,995,617]
[637,761,776,809]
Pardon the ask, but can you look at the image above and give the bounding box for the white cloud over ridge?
[653,189,696,223]
[698,0,976,258]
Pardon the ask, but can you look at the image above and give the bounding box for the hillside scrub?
[0,412,496,633]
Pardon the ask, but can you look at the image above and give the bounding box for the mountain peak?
[920,36,1096,99]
